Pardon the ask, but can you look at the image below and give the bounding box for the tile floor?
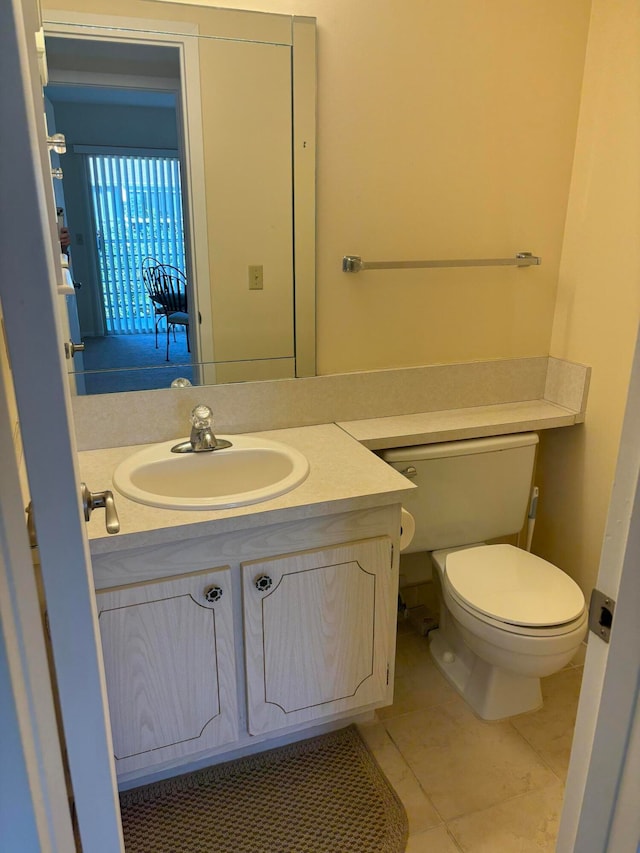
[358,619,584,852]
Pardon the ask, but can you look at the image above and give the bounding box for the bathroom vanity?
[76,356,591,784]
[81,423,414,783]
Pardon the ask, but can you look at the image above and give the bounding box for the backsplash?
[71,356,589,451]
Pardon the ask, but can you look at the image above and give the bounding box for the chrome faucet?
[171,405,233,453]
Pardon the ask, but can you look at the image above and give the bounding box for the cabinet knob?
[204,585,223,603]
[255,575,273,592]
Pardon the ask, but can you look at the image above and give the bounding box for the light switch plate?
[248,265,263,290]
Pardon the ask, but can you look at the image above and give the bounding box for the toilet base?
[429,628,543,720]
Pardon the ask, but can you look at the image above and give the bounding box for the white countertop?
[338,399,580,449]
[79,423,415,554]
[80,399,583,555]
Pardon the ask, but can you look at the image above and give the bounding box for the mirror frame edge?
[292,15,317,378]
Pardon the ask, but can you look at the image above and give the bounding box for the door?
[46,97,86,390]
[557,324,640,852]
[97,567,238,776]
[242,537,394,735]
[0,330,76,849]
[0,0,123,850]
[86,151,187,337]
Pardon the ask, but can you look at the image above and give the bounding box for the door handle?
[81,483,120,534]
[64,339,85,359]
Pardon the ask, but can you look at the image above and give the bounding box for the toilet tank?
[380,433,538,553]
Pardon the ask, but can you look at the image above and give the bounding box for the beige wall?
[534,0,640,595]
[311,0,590,375]
[43,0,592,376]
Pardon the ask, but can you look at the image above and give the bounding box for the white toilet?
[381,432,587,720]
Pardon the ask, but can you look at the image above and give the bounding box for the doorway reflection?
[45,37,195,393]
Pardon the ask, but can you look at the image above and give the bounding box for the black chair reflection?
[141,257,165,347]
[142,258,190,361]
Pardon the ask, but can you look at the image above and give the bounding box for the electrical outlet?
[248,264,263,290]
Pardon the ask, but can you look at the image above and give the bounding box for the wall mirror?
[42,3,316,395]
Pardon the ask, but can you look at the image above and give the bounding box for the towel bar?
[342,252,541,273]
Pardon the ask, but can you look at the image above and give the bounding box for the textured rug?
[119,726,408,853]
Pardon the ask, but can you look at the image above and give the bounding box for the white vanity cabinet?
[242,536,394,735]
[96,566,238,776]
[90,503,403,782]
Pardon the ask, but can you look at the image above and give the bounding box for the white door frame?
[0,351,76,851]
[0,0,123,849]
[557,324,640,852]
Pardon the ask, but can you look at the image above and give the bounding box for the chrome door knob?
[80,484,120,534]
[64,339,85,359]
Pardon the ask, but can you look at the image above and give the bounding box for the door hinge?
[25,501,38,548]
[390,544,394,568]
[588,588,616,643]
[386,663,390,685]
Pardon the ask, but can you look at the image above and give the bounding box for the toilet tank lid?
[380,432,538,464]
[446,544,585,627]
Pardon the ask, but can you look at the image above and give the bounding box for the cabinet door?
[242,537,393,735]
[97,567,238,775]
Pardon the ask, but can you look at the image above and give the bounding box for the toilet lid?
[445,544,585,627]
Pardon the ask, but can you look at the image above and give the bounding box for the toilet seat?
[445,585,587,640]
[444,544,585,631]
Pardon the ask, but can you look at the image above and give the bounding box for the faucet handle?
[172,404,232,453]
[191,404,213,430]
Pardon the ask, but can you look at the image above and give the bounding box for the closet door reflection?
[200,36,295,386]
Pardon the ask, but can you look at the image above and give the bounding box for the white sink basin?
[113,435,310,510]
